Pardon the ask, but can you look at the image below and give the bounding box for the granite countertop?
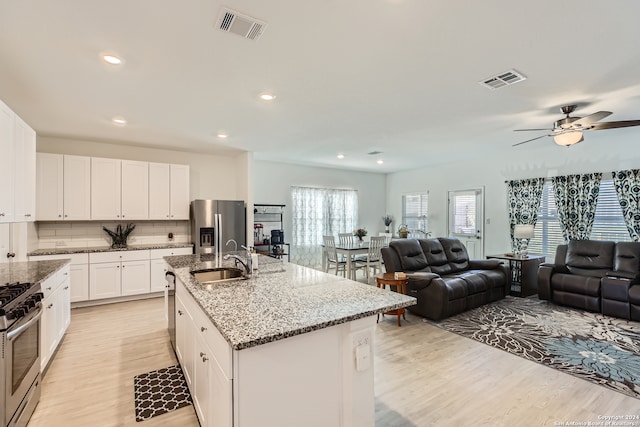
[28,242,193,256]
[1,259,70,285]
[166,253,416,351]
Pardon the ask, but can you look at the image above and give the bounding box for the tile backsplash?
[37,220,191,249]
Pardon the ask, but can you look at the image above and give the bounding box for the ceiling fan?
[513,105,640,147]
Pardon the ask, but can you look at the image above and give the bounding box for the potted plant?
[382,214,393,233]
[353,227,368,242]
[398,224,409,238]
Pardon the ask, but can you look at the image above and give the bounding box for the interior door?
[448,188,484,258]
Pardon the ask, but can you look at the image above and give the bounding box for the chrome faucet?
[223,245,253,276]
[225,239,238,252]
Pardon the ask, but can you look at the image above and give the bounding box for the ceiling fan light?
[554,131,583,146]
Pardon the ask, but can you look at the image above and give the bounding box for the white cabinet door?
[176,294,194,388]
[70,263,89,302]
[41,289,56,369]
[121,160,149,220]
[36,153,64,220]
[13,116,36,222]
[149,162,170,220]
[61,275,71,334]
[210,355,233,427]
[170,164,190,220]
[121,259,150,296]
[64,155,91,220]
[0,101,15,223]
[89,262,121,299]
[194,333,212,426]
[91,157,121,220]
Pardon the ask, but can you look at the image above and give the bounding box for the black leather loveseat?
[538,239,640,321]
[381,238,510,320]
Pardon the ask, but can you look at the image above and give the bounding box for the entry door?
[448,188,484,258]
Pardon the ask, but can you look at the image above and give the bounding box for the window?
[291,186,358,246]
[402,193,429,233]
[528,179,630,260]
[449,190,479,236]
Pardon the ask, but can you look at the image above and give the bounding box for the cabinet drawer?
[89,250,150,263]
[41,264,70,299]
[29,253,89,265]
[150,247,193,259]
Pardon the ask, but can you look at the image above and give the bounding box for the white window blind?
[402,193,429,233]
[450,191,476,235]
[527,178,630,260]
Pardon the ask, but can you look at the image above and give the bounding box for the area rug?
[433,297,640,400]
[133,365,192,422]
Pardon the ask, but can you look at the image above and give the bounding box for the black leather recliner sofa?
[381,238,510,320]
[538,239,640,321]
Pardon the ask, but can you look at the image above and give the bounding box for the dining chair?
[356,236,386,283]
[323,235,346,277]
[338,233,355,246]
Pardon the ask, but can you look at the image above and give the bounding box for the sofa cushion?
[447,271,488,295]
[565,240,615,277]
[613,242,640,277]
[629,285,640,304]
[551,273,601,297]
[418,238,451,275]
[439,238,470,273]
[389,239,429,272]
[440,277,468,300]
[475,269,507,290]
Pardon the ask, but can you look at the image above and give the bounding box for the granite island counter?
[165,253,415,427]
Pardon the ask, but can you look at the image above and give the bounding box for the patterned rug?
[433,297,640,400]
[133,365,192,422]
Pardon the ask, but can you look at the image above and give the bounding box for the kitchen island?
[166,253,415,427]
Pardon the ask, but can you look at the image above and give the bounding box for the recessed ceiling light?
[377,159,384,165]
[102,54,123,65]
[217,133,228,139]
[259,93,276,101]
[112,116,127,126]
[337,154,345,159]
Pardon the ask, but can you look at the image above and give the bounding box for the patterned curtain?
[507,178,545,252]
[612,169,640,242]
[290,186,358,268]
[552,173,602,242]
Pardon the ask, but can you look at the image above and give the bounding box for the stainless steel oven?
[1,283,43,427]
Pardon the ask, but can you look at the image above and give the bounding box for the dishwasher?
[165,271,177,352]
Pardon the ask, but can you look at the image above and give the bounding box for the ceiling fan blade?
[514,128,553,132]
[512,134,550,147]
[571,111,612,127]
[590,120,640,130]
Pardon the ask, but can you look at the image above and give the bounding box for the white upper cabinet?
[64,155,91,220]
[13,116,36,222]
[149,163,190,220]
[121,160,149,220]
[36,153,91,221]
[170,164,190,220]
[91,157,122,220]
[0,101,15,223]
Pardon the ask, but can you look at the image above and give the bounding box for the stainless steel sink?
[190,267,246,283]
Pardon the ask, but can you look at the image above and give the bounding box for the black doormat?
[134,365,192,422]
[433,297,640,400]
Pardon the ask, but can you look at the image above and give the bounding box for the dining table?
[321,241,371,280]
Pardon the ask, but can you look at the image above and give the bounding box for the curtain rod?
[504,171,621,183]
[291,185,358,191]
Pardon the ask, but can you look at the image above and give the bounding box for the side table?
[375,273,408,326]
[486,254,545,297]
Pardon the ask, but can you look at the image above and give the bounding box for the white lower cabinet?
[176,278,232,427]
[150,247,193,293]
[89,250,151,300]
[29,253,89,302]
[40,264,71,371]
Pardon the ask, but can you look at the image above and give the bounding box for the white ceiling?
[1,0,640,173]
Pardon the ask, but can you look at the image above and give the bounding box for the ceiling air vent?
[216,8,267,41]
[479,69,527,90]
[368,151,383,155]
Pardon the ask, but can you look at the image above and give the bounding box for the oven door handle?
[7,307,43,342]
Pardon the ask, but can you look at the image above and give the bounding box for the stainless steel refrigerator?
[190,199,246,255]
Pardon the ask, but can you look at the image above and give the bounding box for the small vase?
[358,236,364,242]
[385,227,390,233]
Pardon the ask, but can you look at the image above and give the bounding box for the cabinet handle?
[122,215,125,218]
[64,272,69,275]
[200,352,208,362]
[178,310,183,316]
[64,286,69,290]
[0,213,5,216]
[7,252,15,258]
[47,303,53,309]
[200,326,207,332]
[25,213,31,217]
[46,286,52,290]
[64,214,68,218]
[166,215,169,218]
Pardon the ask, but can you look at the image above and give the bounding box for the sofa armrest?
[406,272,440,291]
[537,264,554,300]
[468,259,502,270]
[606,270,640,281]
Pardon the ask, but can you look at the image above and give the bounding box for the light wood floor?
[29,297,639,427]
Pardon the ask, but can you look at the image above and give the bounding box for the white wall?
[254,160,387,243]
[37,136,250,201]
[386,135,640,256]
